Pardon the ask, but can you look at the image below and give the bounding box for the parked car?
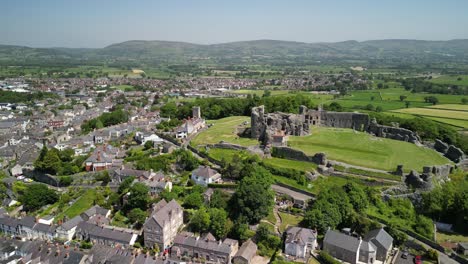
[414,255,422,264]
[402,252,409,259]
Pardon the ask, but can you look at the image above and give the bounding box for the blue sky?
[1,0,467,48]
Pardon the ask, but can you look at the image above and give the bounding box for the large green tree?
[126,183,150,211]
[230,165,274,224]
[20,184,58,211]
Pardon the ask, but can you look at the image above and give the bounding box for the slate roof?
[76,221,135,244]
[324,229,361,253]
[192,166,220,179]
[285,226,317,246]
[359,241,376,253]
[234,239,257,261]
[364,228,393,251]
[173,233,238,255]
[146,199,182,227]
[81,205,110,220]
[59,215,84,231]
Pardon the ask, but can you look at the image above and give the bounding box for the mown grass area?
[436,231,468,244]
[278,212,303,233]
[206,148,240,161]
[263,157,317,172]
[428,104,468,111]
[264,208,277,224]
[288,127,451,171]
[56,189,97,220]
[191,116,258,147]
[392,108,468,120]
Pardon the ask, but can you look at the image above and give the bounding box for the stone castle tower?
[192,106,201,119]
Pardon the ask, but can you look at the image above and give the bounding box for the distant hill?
[1,39,467,66]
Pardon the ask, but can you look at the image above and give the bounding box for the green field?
[278,212,303,232]
[424,117,468,129]
[56,189,97,220]
[288,127,451,171]
[263,157,317,171]
[428,104,468,111]
[391,108,468,120]
[430,75,468,86]
[191,116,258,147]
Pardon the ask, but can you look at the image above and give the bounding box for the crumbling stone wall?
[251,105,309,145]
[367,118,421,144]
[433,139,465,163]
[302,105,370,130]
[403,164,454,190]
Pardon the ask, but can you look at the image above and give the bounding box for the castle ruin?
[251,105,421,145]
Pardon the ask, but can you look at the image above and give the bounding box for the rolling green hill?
[1,39,468,66]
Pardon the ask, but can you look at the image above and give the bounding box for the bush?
[319,251,341,264]
[426,249,438,260]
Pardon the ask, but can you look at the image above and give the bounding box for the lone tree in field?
[399,95,407,101]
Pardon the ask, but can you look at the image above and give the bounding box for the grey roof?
[285,227,317,246]
[324,229,361,253]
[146,199,182,228]
[359,241,376,253]
[81,205,110,220]
[173,233,238,255]
[192,166,220,179]
[60,215,84,231]
[364,228,393,251]
[234,239,257,261]
[76,221,134,244]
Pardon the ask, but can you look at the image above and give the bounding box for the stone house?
[233,239,257,264]
[191,166,221,186]
[171,232,239,264]
[144,199,183,250]
[75,221,138,247]
[323,228,393,264]
[457,242,468,255]
[284,227,317,258]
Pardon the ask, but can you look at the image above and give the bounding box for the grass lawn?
[263,157,317,172]
[264,209,277,224]
[278,212,303,233]
[206,148,241,162]
[191,116,258,147]
[436,231,468,244]
[391,108,468,120]
[288,127,451,171]
[56,189,97,220]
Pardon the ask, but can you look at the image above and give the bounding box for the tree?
[144,140,153,150]
[377,83,383,89]
[128,208,147,228]
[375,106,383,112]
[20,184,58,211]
[343,183,369,213]
[126,183,150,211]
[365,104,374,111]
[461,98,468,105]
[210,189,229,210]
[230,165,274,224]
[405,101,410,108]
[184,192,204,209]
[209,208,229,239]
[255,223,271,242]
[370,96,375,101]
[190,208,211,233]
[399,95,407,101]
[118,176,135,194]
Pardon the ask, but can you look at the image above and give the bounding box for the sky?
[1,0,468,48]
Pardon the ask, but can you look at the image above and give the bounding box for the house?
[272,130,289,147]
[144,199,183,250]
[75,221,138,247]
[233,239,257,264]
[323,230,362,264]
[175,106,205,139]
[363,228,393,262]
[284,227,318,258]
[84,145,120,171]
[457,242,468,255]
[191,166,221,186]
[171,232,239,264]
[135,132,164,145]
[56,215,84,242]
[323,228,393,264]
